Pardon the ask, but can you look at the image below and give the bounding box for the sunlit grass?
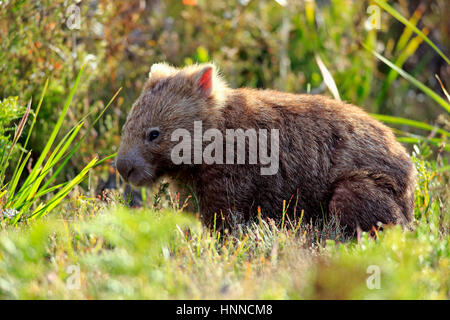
[374,0,449,64]
[0,66,120,226]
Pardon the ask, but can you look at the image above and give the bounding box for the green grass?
[0,150,447,299]
[374,0,450,64]
[0,67,120,226]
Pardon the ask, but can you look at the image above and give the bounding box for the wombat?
[116,63,416,235]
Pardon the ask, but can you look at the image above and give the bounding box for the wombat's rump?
[116,63,416,235]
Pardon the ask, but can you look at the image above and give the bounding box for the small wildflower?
[2,208,19,219]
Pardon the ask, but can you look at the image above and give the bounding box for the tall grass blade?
[394,5,422,54]
[435,75,450,102]
[19,123,84,211]
[39,88,122,192]
[31,157,98,219]
[19,65,85,197]
[371,114,449,136]
[315,54,341,101]
[0,99,31,187]
[5,151,31,205]
[374,0,450,64]
[376,31,427,109]
[367,46,450,113]
[5,80,49,195]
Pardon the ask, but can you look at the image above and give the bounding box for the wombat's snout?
[115,147,150,186]
[116,157,134,182]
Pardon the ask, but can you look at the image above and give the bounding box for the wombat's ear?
[194,65,214,97]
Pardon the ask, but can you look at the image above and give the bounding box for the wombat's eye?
[147,128,160,142]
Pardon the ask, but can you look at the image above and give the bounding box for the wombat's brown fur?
[116,63,416,235]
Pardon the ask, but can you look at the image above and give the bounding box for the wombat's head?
[116,62,227,187]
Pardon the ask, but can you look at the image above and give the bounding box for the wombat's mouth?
[116,148,157,187]
[127,168,157,188]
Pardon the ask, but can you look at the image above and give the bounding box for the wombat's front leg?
[328,174,408,235]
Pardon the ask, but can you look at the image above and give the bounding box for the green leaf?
[374,0,450,64]
[371,114,449,136]
[366,46,450,113]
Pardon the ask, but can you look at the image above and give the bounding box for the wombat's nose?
[116,158,134,182]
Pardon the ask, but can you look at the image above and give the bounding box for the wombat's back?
[205,89,416,233]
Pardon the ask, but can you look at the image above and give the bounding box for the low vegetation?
[0,154,447,299]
